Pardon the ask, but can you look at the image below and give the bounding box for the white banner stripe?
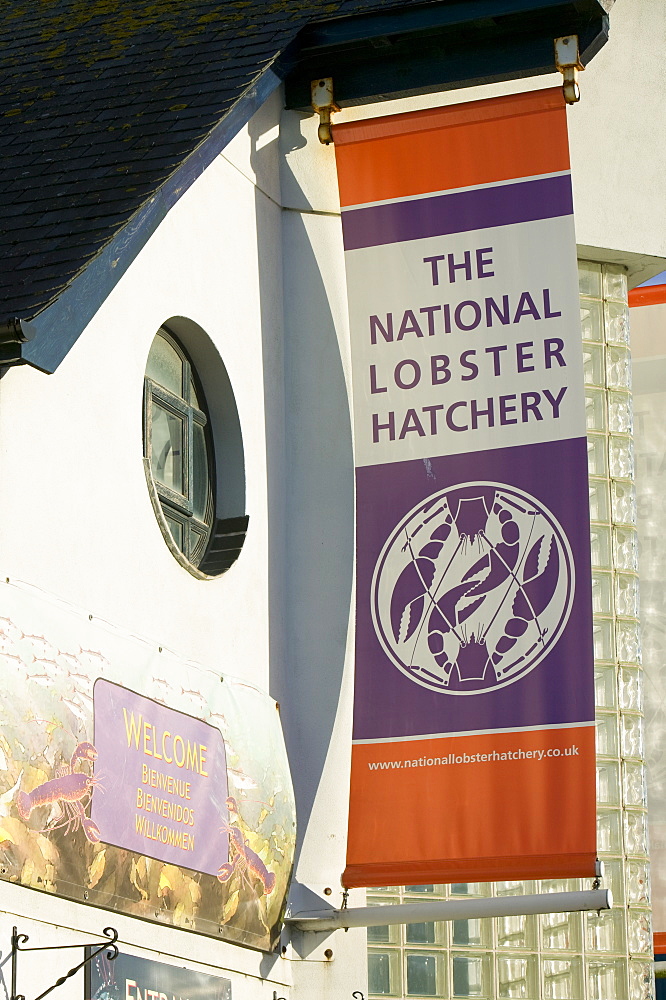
[353,720,595,745]
[343,170,572,213]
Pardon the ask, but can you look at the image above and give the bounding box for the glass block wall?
[366,261,654,1000]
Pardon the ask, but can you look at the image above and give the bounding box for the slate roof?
[0,0,452,324]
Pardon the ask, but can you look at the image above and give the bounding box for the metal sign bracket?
[10,925,119,1000]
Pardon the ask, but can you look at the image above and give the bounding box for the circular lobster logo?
[372,482,574,695]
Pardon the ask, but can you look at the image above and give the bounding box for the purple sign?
[91,679,228,876]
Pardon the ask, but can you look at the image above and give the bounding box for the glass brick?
[368,950,401,995]
[541,910,582,951]
[585,389,606,431]
[619,667,643,712]
[614,527,639,572]
[628,910,652,955]
[605,300,631,345]
[597,760,621,805]
[452,918,490,947]
[592,572,613,615]
[593,619,615,661]
[602,858,626,905]
[622,714,645,759]
[452,954,492,998]
[590,524,612,567]
[604,265,628,302]
[543,958,583,999]
[596,712,619,757]
[607,346,633,389]
[368,922,400,945]
[406,951,445,997]
[579,260,602,298]
[497,956,538,998]
[608,391,633,434]
[589,479,611,523]
[595,664,617,708]
[597,808,623,853]
[624,810,649,856]
[585,907,626,953]
[615,575,639,618]
[610,435,635,480]
[496,913,536,950]
[581,300,604,345]
[451,883,490,897]
[626,860,650,906]
[540,878,582,894]
[584,341,606,383]
[587,958,628,1000]
[612,481,637,526]
[623,762,647,807]
[495,881,533,896]
[406,921,437,945]
[628,960,654,1000]
[616,620,642,664]
[588,434,608,477]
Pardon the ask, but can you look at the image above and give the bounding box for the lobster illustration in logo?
[372,482,574,694]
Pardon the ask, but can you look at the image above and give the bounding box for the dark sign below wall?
[86,949,232,1000]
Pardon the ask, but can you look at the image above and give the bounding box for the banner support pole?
[287,889,612,932]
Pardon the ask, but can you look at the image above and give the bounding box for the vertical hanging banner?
[335,89,596,887]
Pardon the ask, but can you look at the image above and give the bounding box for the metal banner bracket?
[555,35,584,104]
[10,925,119,1000]
[311,77,340,144]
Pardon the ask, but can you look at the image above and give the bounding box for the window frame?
[143,326,215,569]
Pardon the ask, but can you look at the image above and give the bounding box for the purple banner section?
[91,680,229,876]
[341,174,573,251]
[353,437,594,741]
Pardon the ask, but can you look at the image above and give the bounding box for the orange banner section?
[334,88,569,208]
[343,726,596,887]
[628,284,666,308]
[654,931,666,953]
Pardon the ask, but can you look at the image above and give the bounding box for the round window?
[143,324,247,577]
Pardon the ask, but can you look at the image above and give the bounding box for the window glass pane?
[406,954,437,996]
[192,421,209,520]
[147,332,183,396]
[151,402,184,493]
[190,374,202,409]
